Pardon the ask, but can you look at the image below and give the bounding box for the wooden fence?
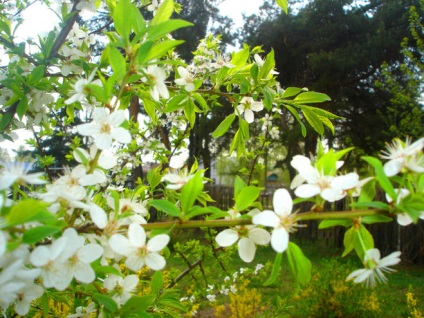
[205,185,424,264]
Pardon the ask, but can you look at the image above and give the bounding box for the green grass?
[164,232,424,317]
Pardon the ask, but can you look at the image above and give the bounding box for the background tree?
[242,0,424,173]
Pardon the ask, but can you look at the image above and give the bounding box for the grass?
[164,230,424,317]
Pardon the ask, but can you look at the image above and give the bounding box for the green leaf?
[354,225,374,261]
[361,215,393,224]
[28,65,46,86]
[192,93,209,111]
[144,39,185,62]
[142,98,158,123]
[350,201,390,210]
[294,92,331,104]
[120,295,154,316]
[165,94,188,112]
[109,46,126,79]
[94,293,118,314]
[398,193,424,223]
[286,242,312,285]
[147,167,162,192]
[234,176,247,199]
[229,46,249,69]
[17,95,28,119]
[239,117,250,139]
[151,271,163,295]
[93,265,122,278]
[284,104,306,136]
[264,252,283,286]
[6,200,55,226]
[212,114,235,138]
[235,186,262,212]
[276,0,288,13]
[0,112,13,133]
[113,0,134,40]
[342,227,355,257]
[147,20,193,41]
[301,107,324,135]
[180,171,204,214]
[149,200,181,217]
[319,219,353,229]
[23,226,62,244]
[282,87,303,98]
[184,99,196,127]
[258,50,276,79]
[151,0,173,25]
[362,156,396,200]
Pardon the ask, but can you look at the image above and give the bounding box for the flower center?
[100,122,112,134]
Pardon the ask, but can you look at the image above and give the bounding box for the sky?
[2,0,265,156]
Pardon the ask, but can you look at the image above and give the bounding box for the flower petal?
[216,229,239,247]
[238,238,256,263]
[273,188,292,217]
[145,253,166,270]
[270,227,289,253]
[252,211,280,228]
[128,223,146,248]
[147,234,170,252]
[248,227,270,245]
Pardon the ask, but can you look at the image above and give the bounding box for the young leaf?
[149,200,181,218]
[264,252,283,286]
[362,156,396,200]
[286,242,312,285]
[276,0,288,13]
[151,271,163,295]
[23,226,62,244]
[180,171,204,214]
[120,295,155,316]
[234,186,263,212]
[319,219,353,229]
[212,114,235,138]
[342,227,355,257]
[293,92,331,104]
[93,293,118,314]
[6,200,55,226]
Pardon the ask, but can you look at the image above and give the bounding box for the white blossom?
[236,97,264,124]
[142,65,169,101]
[346,249,401,288]
[77,108,131,150]
[109,223,170,271]
[65,70,101,105]
[252,189,296,253]
[386,188,424,226]
[381,137,424,176]
[0,161,46,190]
[175,66,195,92]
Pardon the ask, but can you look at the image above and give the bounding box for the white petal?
[294,184,320,198]
[215,229,239,247]
[145,253,166,270]
[383,158,404,177]
[77,123,99,136]
[290,174,305,189]
[89,204,107,229]
[122,275,139,291]
[185,83,195,92]
[244,109,254,123]
[273,188,292,217]
[177,66,189,78]
[147,234,170,252]
[290,155,311,170]
[95,133,113,150]
[270,228,289,253]
[346,268,368,282]
[238,238,256,263]
[112,127,132,144]
[248,227,270,245]
[397,213,413,226]
[30,246,50,267]
[378,251,401,268]
[74,263,96,283]
[109,110,126,127]
[365,248,381,262]
[126,254,144,271]
[321,188,345,202]
[252,211,280,227]
[128,223,146,248]
[109,234,132,256]
[331,173,359,190]
[250,101,264,112]
[78,244,104,263]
